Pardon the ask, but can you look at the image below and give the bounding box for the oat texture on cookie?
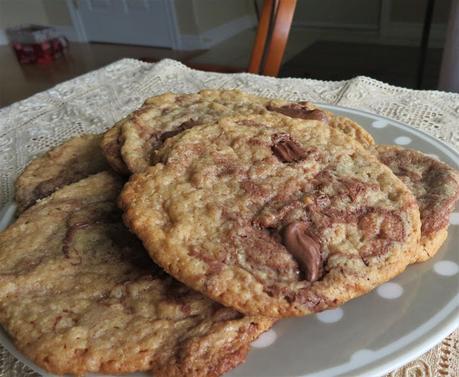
[120,114,421,317]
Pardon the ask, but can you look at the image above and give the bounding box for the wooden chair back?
[248,0,297,76]
[145,0,297,77]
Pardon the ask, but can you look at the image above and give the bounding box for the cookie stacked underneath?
[2,172,273,376]
[2,90,459,376]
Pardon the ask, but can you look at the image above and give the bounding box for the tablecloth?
[0,58,457,377]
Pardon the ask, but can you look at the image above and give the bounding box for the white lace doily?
[0,59,457,377]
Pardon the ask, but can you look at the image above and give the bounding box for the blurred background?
[0,0,457,108]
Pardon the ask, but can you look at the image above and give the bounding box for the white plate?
[1,105,458,377]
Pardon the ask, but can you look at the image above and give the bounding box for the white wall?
[390,0,451,23]
[192,0,254,33]
[0,0,452,49]
[173,0,257,50]
[0,0,256,49]
[42,0,73,26]
[0,0,49,29]
[174,0,199,35]
[0,0,74,45]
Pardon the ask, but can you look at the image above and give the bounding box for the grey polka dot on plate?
[394,136,412,145]
[450,212,459,225]
[350,349,375,363]
[316,308,344,323]
[377,282,404,299]
[251,329,278,348]
[433,260,459,276]
[371,120,388,128]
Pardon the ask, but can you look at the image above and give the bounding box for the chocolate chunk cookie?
[376,145,459,262]
[104,89,374,173]
[120,114,421,317]
[1,172,273,376]
[15,134,109,213]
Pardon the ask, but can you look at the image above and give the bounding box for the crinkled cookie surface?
[120,114,421,317]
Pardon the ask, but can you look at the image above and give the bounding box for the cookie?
[120,114,421,317]
[329,115,375,147]
[111,89,374,173]
[1,172,273,376]
[376,145,459,262]
[269,102,375,147]
[100,122,130,175]
[15,134,109,213]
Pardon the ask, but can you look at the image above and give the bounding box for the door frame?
[65,0,88,42]
[65,0,181,48]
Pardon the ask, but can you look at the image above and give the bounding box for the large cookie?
[0,172,273,376]
[15,134,109,213]
[105,89,374,173]
[376,145,459,262]
[120,114,421,317]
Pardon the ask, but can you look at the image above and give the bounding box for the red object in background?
[6,25,68,65]
[12,38,68,65]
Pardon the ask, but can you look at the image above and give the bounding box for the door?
[72,0,177,48]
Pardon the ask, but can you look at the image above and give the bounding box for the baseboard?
[0,25,78,46]
[293,21,379,31]
[381,22,447,47]
[178,34,205,50]
[178,14,257,51]
[291,22,447,49]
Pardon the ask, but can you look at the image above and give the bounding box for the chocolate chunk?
[158,119,199,144]
[151,119,200,152]
[240,180,268,198]
[339,177,374,202]
[268,104,330,124]
[282,222,322,281]
[359,239,392,265]
[271,134,307,163]
[379,212,405,241]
